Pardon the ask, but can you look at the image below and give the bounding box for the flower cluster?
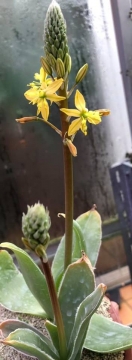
[24,67,65,120]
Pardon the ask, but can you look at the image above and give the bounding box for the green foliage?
[76,208,102,267]
[85,313,132,352]
[51,220,84,288]
[68,284,106,360]
[0,244,53,319]
[2,328,59,360]
[0,319,47,340]
[0,250,45,317]
[58,256,95,343]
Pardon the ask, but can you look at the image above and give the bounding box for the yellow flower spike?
[24,69,65,121]
[60,89,110,136]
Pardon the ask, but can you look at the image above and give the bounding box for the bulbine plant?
[0,1,132,359]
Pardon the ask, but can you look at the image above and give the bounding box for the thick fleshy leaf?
[68,284,106,360]
[76,208,102,267]
[58,254,95,343]
[52,220,84,289]
[0,250,45,317]
[84,313,132,352]
[0,319,46,341]
[45,321,59,352]
[2,329,58,360]
[0,243,53,319]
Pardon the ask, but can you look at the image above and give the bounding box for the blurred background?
[1,0,132,320]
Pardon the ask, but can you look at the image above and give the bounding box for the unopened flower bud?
[57,49,63,60]
[51,44,57,58]
[47,53,57,71]
[44,1,70,66]
[64,53,72,74]
[22,203,51,253]
[16,116,37,123]
[75,63,88,84]
[56,58,65,78]
[40,57,52,76]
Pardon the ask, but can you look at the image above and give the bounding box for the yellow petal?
[80,119,87,135]
[37,107,40,116]
[37,98,43,112]
[46,78,63,95]
[75,90,86,111]
[47,94,66,102]
[60,108,80,117]
[68,118,82,136]
[28,82,36,87]
[45,78,53,86]
[40,67,47,83]
[24,88,39,103]
[34,72,40,81]
[87,111,101,125]
[40,100,49,121]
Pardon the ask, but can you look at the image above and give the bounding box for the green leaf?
[84,313,132,352]
[0,250,45,317]
[52,220,84,288]
[45,321,59,352]
[0,243,53,319]
[2,328,59,360]
[68,284,106,360]
[58,254,95,343]
[76,209,102,267]
[0,319,46,341]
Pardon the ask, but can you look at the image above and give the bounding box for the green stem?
[40,258,67,359]
[59,86,73,270]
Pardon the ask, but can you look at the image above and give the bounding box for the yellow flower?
[29,67,52,87]
[60,90,110,136]
[24,67,65,121]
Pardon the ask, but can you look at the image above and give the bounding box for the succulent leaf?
[0,319,46,340]
[76,208,102,267]
[0,250,46,316]
[0,244,53,319]
[51,220,84,289]
[58,254,95,343]
[45,320,59,352]
[85,313,132,353]
[68,284,106,360]
[2,328,59,360]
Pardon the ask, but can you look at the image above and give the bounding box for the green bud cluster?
[22,203,51,253]
[44,0,71,77]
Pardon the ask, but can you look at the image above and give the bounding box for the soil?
[0,297,124,360]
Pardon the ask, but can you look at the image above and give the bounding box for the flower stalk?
[59,86,73,270]
[40,257,67,359]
